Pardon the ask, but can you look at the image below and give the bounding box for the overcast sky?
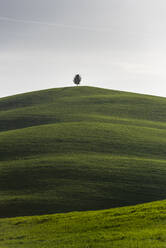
[0,0,166,97]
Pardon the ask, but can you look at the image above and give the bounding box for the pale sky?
[0,0,166,97]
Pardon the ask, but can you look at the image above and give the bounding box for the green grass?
[0,200,166,248]
[1,86,166,218]
[1,154,166,217]
[2,86,166,132]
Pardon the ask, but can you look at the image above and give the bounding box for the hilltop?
[1,86,166,217]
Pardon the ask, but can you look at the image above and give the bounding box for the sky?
[0,0,166,97]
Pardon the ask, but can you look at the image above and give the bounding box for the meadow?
[0,200,166,248]
[0,86,166,217]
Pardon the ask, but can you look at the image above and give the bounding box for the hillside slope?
[1,86,166,217]
[1,200,166,248]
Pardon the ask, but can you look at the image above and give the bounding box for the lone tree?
[73,74,81,86]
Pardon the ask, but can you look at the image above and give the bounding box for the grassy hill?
[1,199,166,248]
[1,86,166,217]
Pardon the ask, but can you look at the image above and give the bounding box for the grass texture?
[0,200,166,248]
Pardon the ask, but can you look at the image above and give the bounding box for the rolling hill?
[1,199,166,248]
[1,86,166,217]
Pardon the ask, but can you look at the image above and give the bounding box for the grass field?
[0,200,166,248]
[1,86,166,218]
